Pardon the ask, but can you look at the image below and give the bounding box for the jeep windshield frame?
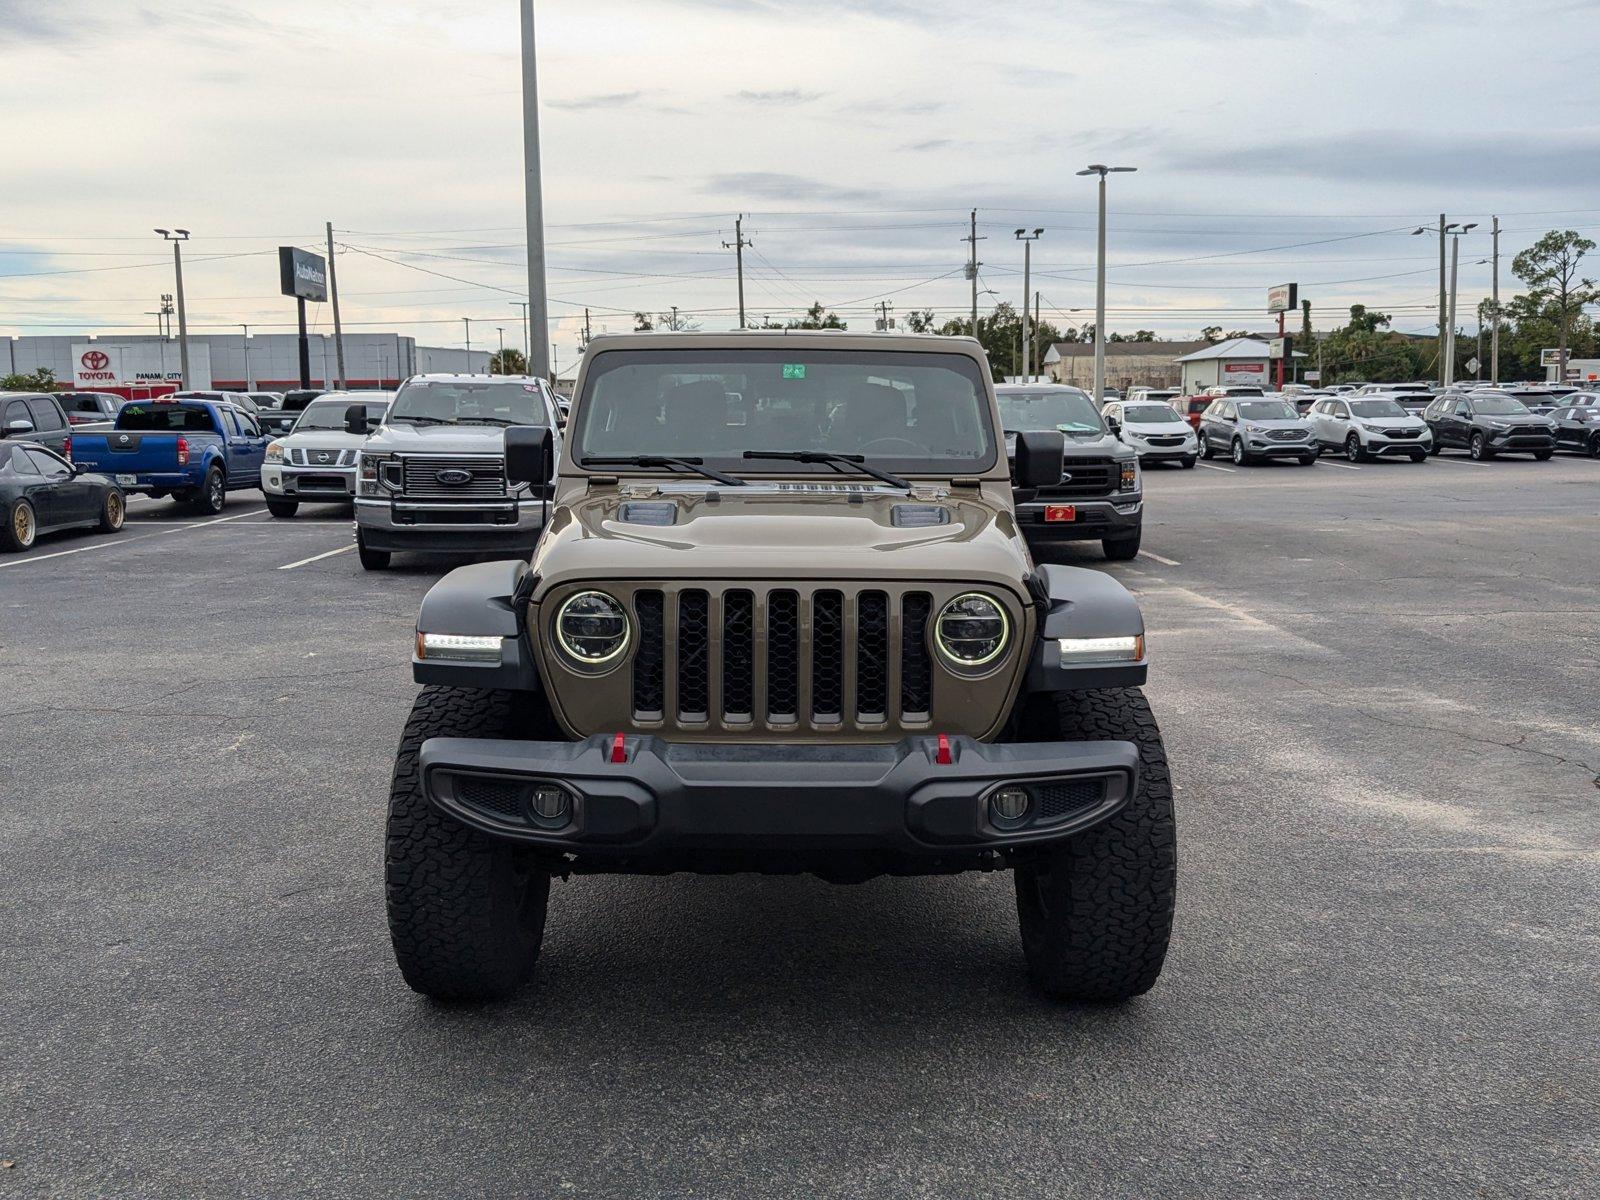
[569,347,998,478]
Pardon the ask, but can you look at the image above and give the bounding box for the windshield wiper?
[583,455,747,486]
[457,417,521,426]
[743,450,910,490]
[389,415,452,426]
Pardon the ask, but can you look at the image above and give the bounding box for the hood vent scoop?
[618,501,678,526]
[890,504,951,528]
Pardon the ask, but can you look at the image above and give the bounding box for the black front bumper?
[419,733,1136,863]
[1016,497,1142,544]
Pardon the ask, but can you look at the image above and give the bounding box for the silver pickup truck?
[353,374,562,569]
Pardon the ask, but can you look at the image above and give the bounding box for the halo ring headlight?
[935,592,1010,667]
[554,590,630,667]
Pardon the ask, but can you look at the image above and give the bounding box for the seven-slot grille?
[629,586,939,730]
[399,454,507,498]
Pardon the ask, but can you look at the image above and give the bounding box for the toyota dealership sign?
[70,343,210,389]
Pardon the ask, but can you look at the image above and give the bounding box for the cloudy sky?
[3,0,1598,364]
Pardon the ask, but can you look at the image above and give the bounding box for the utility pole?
[1014,228,1042,381]
[962,209,985,336]
[1491,215,1501,384]
[1444,223,1477,387]
[723,214,751,329]
[1034,290,1042,380]
[463,317,472,370]
[876,300,895,330]
[326,221,347,388]
[241,324,252,390]
[496,327,505,373]
[156,229,191,389]
[510,301,529,370]
[1436,214,1447,386]
[1078,165,1137,405]
[519,0,551,380]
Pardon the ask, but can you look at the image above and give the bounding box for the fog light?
[530,785,571,822]
[990,787,1031,823]
[416,631,505,663]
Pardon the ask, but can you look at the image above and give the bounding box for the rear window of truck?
[116,404,219,432]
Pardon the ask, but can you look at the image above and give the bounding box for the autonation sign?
[279,245,329,302]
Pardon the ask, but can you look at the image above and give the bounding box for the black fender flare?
[1023,563,1148,691]
[412,559,542,692]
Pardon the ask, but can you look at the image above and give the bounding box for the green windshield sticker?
[782,363,806,380]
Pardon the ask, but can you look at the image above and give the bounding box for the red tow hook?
[935,733,952,765]
[610,732,628,764]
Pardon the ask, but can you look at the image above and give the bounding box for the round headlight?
[935,593,1009,667]
[554,591,629,666]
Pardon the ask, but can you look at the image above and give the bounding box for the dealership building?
[3,333,490,396]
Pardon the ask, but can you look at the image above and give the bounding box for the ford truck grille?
[1038,457,1117,499]
[629,585,942,731]
[400,455,507,498]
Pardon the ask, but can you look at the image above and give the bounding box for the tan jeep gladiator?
[387,331,1175,1003]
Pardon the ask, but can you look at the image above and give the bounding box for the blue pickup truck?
[69,397,268,514]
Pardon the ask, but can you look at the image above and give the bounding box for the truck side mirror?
[505,425,554,486]
[1013,430,1065,489]
[344,405,369,435]
[1106,416,1122,435]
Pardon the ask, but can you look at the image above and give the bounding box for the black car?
[0,442,125,552]
[1551,404,1600,456]
[59,391,124,426]
[261,388,328,434]
[0,392,73,457]
[1422,393,1556,460]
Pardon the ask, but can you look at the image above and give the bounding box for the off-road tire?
[191,466,226,514]
[267,499,298,519]
[1102,531,1141,561]
[357,531,390,570]
[3,499,37,551]
[98,490,125,532]
[1013,688,1176,1003]
[386,686,556,1002]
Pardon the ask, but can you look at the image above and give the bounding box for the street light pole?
[463,317,472,371]
[519,0,551,380]
[510,301,529,371]
[155,229,191,389]
[1077,165,1137,405]
[241,324,252,390]
[1013,228,1042,381]
[1491,216,1501,384]
[1444,223,1477,387]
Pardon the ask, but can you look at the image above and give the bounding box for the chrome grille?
[631,585,940,732]
[1267,429,1305,442]
[399,454,507,498]
[289,447,355,467]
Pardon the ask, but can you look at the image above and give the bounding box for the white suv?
[1307,394,1431,463]
[261,391,393,517]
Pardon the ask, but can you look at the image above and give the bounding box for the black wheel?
[1180,456,1196,469]
[1196,433,1211,460]
[357,531,391,570]
[1469,432,1492,460]
[1230,438,1249,466]
[387,686,558,1002]
[1012,688,1176,1003]
[1427,440,1439,456]
[1409,452,1427,464]
[1534,449,1553,461]
[2,500,37,551]
[1344,434,1365,462]
[191,466,226,514]
[266,499,299,519]
[97,489,125,532]
[1298,454,1317,466]
[1590,435,1600,459]
[1102,530,1141,561]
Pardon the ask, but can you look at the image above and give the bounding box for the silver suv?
[353,374,562,570]
[1197,395,1318,466]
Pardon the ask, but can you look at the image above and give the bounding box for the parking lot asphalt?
[3,457,1596,1199]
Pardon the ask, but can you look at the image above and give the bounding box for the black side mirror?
[344,405,368,435]
[1013,430,1065,489]
[505,425,555,486]
[1106,416,1122,434]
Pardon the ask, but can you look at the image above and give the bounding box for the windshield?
[1472,397,1531,415]
[1349,399,1407,418]
[388,380,547,427]
[572,348,996,474]
[996,389,1102,434]
[116,403,218,432]
[294,399,388,431]
[1238,400,1298,421]
[1122,403,1184,424]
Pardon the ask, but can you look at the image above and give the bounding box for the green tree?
[1311,305,1428,384]
[488,348,527,375]
[1,367,56,391]
[1512,229,1597,378]
[904,309,939,333]
[632,312,654,331]
[1200,326,1223,342]
[786,302,846,330]
[1131,330,1156,342]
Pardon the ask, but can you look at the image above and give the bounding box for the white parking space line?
[1140,551,1181,566]
[278,544,355,570]
[1197,462,1236,473]
[1435,456,1490,467]
[1321,461,1362,471]
[0,507,268,569]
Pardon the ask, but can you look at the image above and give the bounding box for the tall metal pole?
[724,215,750,329]
[326,221,347,389]
[1490,216,1501,384]
[1096,176,1108,402]
[156,231,193,389]
[463,317,472,371]
[241,324,252,390]
[1437,213,1447,386]
[1022,241,1031,381]
[497,327,505,373]
[296,298,310,388]
[519,0,551,380]
[1446,235,1460,387]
